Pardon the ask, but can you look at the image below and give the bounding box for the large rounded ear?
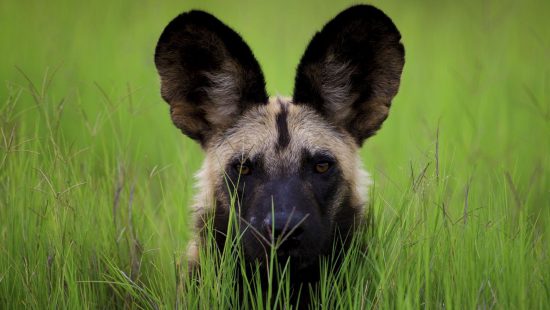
[155,11,268,146]
[293,5,405,145]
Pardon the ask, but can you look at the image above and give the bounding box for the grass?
[1,0,549,308]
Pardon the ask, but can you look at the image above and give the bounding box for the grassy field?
[1,0,549,308]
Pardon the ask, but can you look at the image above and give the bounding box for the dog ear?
[155,11,268,146]
[293,5,405,145]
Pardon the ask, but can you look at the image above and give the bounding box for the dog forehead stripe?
[275,100,290,150]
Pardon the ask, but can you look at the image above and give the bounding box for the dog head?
[155,5,404,268]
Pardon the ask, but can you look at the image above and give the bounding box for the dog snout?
[262,211,307,244]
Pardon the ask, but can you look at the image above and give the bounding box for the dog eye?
[314,162,331,174]
[234,162,251,175]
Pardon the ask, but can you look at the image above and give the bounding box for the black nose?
[262,211,307,243]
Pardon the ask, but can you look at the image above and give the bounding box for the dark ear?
[155,11,268,145]
[293,5,405,145]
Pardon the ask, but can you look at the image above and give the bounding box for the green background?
[1,0,548,308]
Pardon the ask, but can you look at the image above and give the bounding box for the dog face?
[155,5,404,270]
[205,97,367,268]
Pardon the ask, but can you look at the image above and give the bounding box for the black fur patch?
[275,104,290,150]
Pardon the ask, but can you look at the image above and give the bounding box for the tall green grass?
[1,0,549,308]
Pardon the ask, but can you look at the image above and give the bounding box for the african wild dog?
[155,4,404,288]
